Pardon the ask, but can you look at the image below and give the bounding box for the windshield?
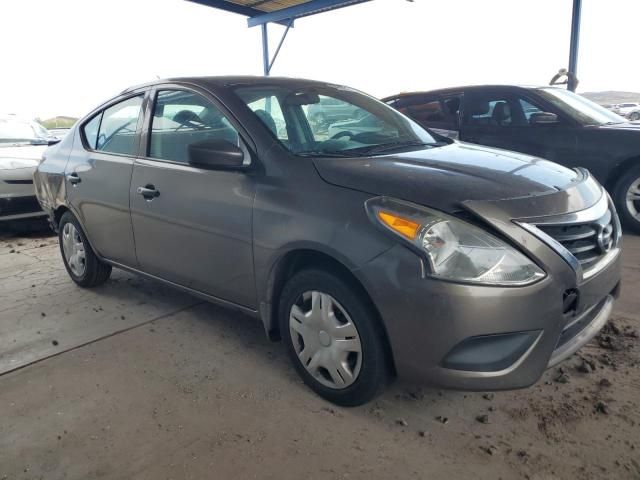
[537,88,627,125]
[0,117,48,145]
[233,84,439,156]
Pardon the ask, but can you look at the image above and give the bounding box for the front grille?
[0,196,42,217]
[536,208,615,269]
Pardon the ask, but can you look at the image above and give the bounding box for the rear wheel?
[58,211,112,287]
[279,269,389,406]
[630,111,640,122]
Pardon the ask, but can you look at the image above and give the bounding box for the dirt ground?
[0,227,638,480]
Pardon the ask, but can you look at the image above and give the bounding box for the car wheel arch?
[54,204,101,259]
[53,205,71,231]
[606,154,640,193]
[261,247,396,375]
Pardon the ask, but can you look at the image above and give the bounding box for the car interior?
[465,96,531,127]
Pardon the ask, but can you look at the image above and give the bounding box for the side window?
[519,98,544,122]
[96,96,143,155]
[464,93,524,127]
[149,90,240,164]
[442,96,462,121]
[82,113,102,149]
[246,95,288,141]
[398,96,447,124]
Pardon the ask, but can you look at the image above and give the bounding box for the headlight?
[366,197,545,286]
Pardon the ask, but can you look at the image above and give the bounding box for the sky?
[1,0,638,120]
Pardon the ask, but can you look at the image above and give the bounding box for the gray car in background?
[34,77,621,405]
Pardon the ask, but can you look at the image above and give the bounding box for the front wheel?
[59,211,112,287]
[613,165,640,234]
[279,269,390,406]
[629,112,640,122]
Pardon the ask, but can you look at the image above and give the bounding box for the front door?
[459,90,577,165]
[65,94,146,266]
[130,88,256,308]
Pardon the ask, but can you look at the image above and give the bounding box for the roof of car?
[381,85,559,101]
[121,76,339,94]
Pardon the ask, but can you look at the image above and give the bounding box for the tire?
[613,164,640,234]
[630,112,640,122]
[279,269,390,406]
[58,211,112,287]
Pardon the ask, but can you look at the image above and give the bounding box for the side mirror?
[529,112,559,125]
[188,139,245,169]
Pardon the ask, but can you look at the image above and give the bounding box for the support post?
[262,23,270,76]
[568,0,582,92]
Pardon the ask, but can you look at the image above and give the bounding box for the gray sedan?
[35,77,621,405]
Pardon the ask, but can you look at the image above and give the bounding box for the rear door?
[129,86,257,308]
[459,89,577,164]
[66,92,147,267]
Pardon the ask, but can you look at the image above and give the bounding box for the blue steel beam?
[568,0,582,92]
[247,0,371,27]
[262,24,270,75]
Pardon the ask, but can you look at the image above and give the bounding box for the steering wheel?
[330,131,354,140]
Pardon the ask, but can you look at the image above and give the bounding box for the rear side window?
[82,114,101,149]
[148,90,239,164]
[398,97,447,123]
[95,96,143,155]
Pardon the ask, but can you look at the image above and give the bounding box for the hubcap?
[62,223,86,277]
[626,178,640,221]
[289,291,362,389]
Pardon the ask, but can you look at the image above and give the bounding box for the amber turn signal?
[377,211,420,240]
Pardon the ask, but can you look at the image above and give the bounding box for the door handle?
[67,172,81,185]
[137,184,160,200]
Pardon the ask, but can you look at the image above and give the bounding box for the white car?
[626,107,640,122]
[616,102,640,119]
[0,116,57,223]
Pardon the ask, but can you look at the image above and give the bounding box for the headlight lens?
[367,197,545,286]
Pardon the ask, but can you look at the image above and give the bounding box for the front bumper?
[0,195,46,221]
[358,242,620,390]
[1,166,45,221]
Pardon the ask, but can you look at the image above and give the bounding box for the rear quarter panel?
[34,128,76,224]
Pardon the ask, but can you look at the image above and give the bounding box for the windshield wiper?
[352,141,433,156]
[297,150,355,158]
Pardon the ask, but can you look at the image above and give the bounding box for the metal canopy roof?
[186,0,583,92]
[187,0,373,75]
[186,0,371,27]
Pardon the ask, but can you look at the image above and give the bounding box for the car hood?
[312,142,581,213]
[0,145,46,170]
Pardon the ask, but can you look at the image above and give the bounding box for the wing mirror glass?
[529,112,559,125]
[188,139,245,169]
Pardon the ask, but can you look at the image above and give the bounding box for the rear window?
[81,95,143,155]
[83,114,101,149]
